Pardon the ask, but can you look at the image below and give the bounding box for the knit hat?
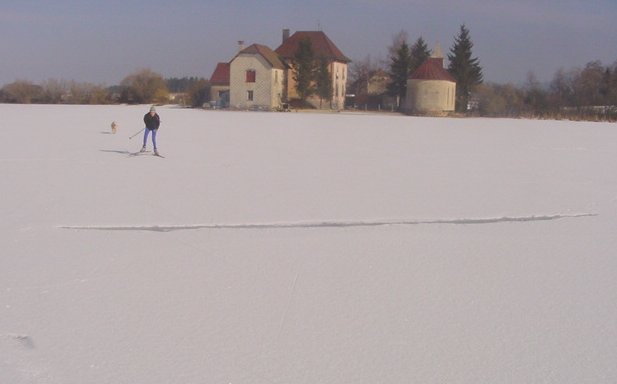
[150,106,156,112]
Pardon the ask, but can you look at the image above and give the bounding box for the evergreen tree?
[387,40,411,108]
[410,37,431,74]
[599,68,612,104]
[609,62,617,106]
[316,57,333,108]
[293,38,316,102]
[448,25,483,112]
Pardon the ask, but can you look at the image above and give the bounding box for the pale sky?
[1,0,616,86]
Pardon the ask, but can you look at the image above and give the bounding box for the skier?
[141,106,161,155]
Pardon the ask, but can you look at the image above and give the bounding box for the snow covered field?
[1,104,616,383]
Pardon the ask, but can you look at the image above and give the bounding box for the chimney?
[237,40,245,52]
[282,29,290,43]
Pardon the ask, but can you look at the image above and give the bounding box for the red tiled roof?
[238,44,286,69]
[275,31,350,63]
[209,62,230,85]
[409,57,456,82]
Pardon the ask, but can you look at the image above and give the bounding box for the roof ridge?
[238,43,285,69]
[275,30,350,62]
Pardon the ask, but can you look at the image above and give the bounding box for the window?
[247,90,254,101]
[246,70,256,83]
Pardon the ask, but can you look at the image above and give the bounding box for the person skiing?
[141,106,160,155]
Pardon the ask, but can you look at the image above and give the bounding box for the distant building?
[275,30,350,110]
[229,43,286,110]
[209,29,350,111]
[348,69,397,110]
[367,69,390,96]
[404,45,456,115]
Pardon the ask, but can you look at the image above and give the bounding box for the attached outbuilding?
[209,62,230,108]
[404,49,456,115]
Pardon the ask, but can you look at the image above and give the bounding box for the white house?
[229,44,286,110]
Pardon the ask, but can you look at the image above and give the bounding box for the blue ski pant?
[143,128,157,149]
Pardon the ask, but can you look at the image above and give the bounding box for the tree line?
[0,40,335,109]
[475,61,617,120]
[2,26,616,121]
[0,69,210,107]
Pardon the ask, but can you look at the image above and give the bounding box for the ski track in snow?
[58,213,597,232]
[1,334,35,349]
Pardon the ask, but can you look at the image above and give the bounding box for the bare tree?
[348,55,381,96]
[549,68,576,109]
[1,80,43,103]
[387,30,409,58]
[40,79,70,103]
[120,68,169,104]
[67,82,109,104]
[573,61,605,107]
[186,78,211,107]
[476,82,524,117]
[523,71,548,117]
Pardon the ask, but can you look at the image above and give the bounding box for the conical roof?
[409,57,456,82]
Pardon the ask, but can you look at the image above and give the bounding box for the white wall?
[230,54,284,110]
[406,79,456,114]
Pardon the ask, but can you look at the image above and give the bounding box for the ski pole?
[128,128,145,140]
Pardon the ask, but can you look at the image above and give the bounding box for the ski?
[127,150,164,158]
[128,150,150,157]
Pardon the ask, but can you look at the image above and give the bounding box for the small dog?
[111,121,117,134]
